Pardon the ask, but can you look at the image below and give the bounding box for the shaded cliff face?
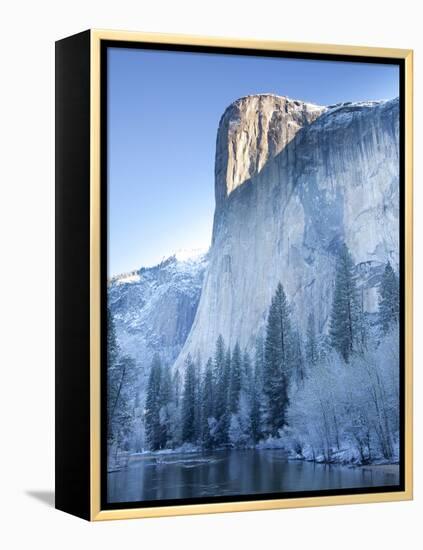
[176,94,399,368]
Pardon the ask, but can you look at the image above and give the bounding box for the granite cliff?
[175,94,399,369]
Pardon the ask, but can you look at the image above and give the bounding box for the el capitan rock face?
[175,94,400,369]
[214,94,325,210]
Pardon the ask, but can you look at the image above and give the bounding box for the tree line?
[108,242,400,465]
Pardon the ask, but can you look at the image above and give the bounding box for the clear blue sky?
[108,47,399,276]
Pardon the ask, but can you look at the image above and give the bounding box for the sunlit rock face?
[175,94,400,369]
[215,94,325,209]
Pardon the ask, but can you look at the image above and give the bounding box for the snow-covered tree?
[181,354,198,444]
[213,336,230,446]
[110,354,137,456]
[172,369,181,409]
[229,342,242,413]
[288,325,399,464]
[329,243,360,362]
[158,362,172,448]
[145,354,163,451]
[107,307,120,445]
[250,338,264,443]
[291,327,306,385]
[263,282,292,436]
[305,311,318,368]
[201,358,215,449]
[242,350,253,395]
[194,359,202,443]
[107,308,137,463]
[379,262,400,334]
[356,285,370,353]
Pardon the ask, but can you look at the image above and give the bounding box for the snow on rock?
[173,247,208,263]
[108,249,208,370]
[112,272,141,285]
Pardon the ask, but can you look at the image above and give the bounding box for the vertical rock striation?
[175,94,400,369]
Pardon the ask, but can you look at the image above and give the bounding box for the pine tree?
[193,360,202,442]
[213,335,226,418]
[158,362,172,448]
[172,369,181,409]
[164,368,182,448]
[291,329,306,384]
[379,262,400,334]
[263,282,292,436]
[251,338,264,444]
[213,336,230,446]
[229,343,242,413]
[250,390,261,444]
[357,285,370,352]
[254,336,265,385]
[242,350,253,396]
[201,358,215,449]
[305,311,318,367]
[239,350,253,442]
[145,354,162,450]
[224,346,232,390]
[113,354,137,450]
[329,243,359,363]
[181,354,197,444]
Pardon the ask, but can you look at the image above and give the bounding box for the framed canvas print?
[55,29,413,521]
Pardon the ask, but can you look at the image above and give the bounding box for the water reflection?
[107,449,399,504]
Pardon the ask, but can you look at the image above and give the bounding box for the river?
[107,449,399,504]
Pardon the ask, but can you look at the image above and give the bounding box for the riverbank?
[110,445,399,475]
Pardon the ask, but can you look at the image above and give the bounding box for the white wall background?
[0,0,420,547]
